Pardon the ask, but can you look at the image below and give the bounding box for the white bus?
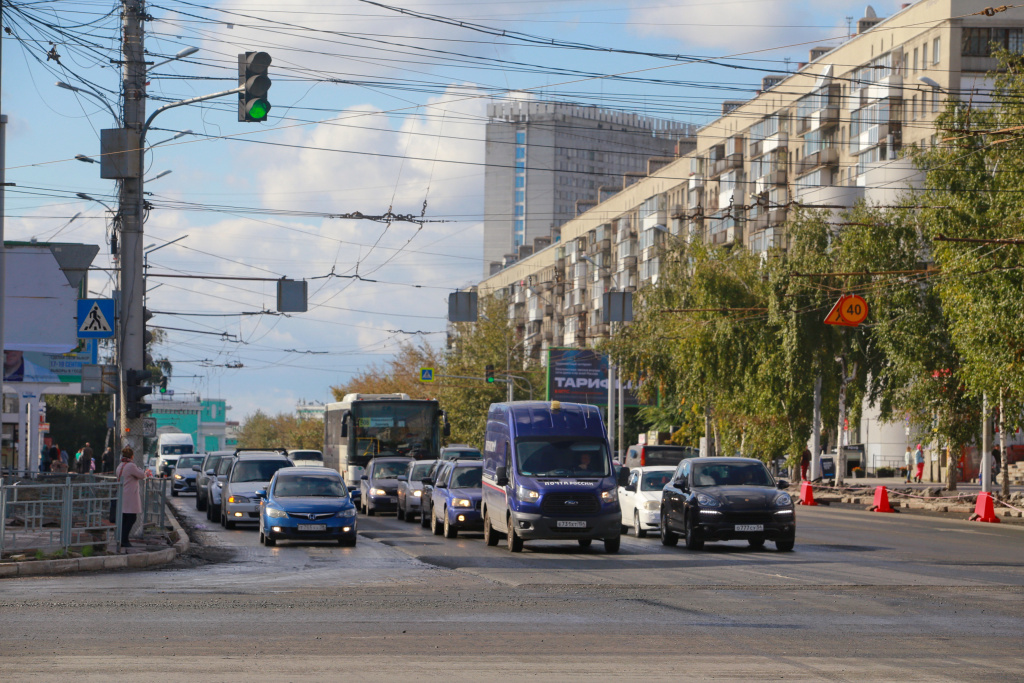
[323,393,448,488]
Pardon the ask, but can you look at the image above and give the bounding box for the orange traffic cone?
[797,480,818,506]
[970,492,1001,523]
[870,486,896,513]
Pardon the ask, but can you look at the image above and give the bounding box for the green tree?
[45,394,110,459]
[331,340,441,400]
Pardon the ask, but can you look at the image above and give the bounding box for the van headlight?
[516,485,539,501]
[601,488,617,503]
[266,507,288,518]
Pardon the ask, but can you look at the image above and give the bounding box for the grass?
[81,545,94,557]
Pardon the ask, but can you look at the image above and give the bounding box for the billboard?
[546,347,653,407]
[3,340,98,384]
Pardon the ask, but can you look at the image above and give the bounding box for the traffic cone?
[970,492,1001,523]
[797,480,818,506]
[870,486,896,513]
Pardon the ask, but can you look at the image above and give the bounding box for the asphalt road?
[1,495,1022,681]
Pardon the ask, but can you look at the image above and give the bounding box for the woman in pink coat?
[115,447,150,548]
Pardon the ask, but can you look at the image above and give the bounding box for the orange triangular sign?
[824,297,853,326]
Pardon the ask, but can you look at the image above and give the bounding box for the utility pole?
[981,392,991,493]
[119,0,148,464]
[607,356,616,459]
[810,375,822,480]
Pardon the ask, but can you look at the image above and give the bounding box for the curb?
[0,505,188,578]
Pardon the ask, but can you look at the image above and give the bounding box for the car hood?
[228,482,268,497]
[448,487,482,500]
[368,478,401,488]
[636,490,663,502]
[268,496,353,513]
[698,486,780,509]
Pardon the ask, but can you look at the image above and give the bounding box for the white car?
[619,466,675,538]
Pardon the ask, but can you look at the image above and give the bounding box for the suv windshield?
[371,460,408,479]
[232,460,290,483]
[410,463,433,481]
[177,456,204,469]
[692,462,774,487]
[450,466,482,488]
[641,470,673,491]
[290,451,323,462]
[274,475,347,498]
[205,456,223,472]
[516,439,611,478]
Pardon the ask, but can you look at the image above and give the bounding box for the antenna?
[846,16,853,38]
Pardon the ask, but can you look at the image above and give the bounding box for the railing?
[0,474,168,556]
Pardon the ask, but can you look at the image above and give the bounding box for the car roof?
[234,452,290,461]
[276,467,339,476]
[410,459,437,466]
[369,456,414,462]
[450,459,483,467]
[694,457,768,464]
[635,466,676,472]
[442,444,478,451]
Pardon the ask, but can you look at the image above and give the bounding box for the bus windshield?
[353,403,437,459]
[515,439,611,478]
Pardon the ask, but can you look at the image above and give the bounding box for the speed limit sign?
[824,295,869,327]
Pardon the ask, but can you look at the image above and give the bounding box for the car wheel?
[222,511,235,530]
[171,489,178,497]
[405,507,417,523]
[506,516,523,553]
[196,493,206,512]
[748,538,765,549]
[775,535,795,552]
[264,532,276,547]
[604,536,621,554]
[443,510,458,539]
[634,510,647,538]
[577,538,592,549]
[420,503,431,528]
[397,501,406,521]
[684,516,704,550]
[366,500,375,516]
[483,513,499,546]
[660,510,678,547]
[431,507,444,536]
[205,504,212,521]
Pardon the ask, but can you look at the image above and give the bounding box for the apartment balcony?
[588,238,611,255]
[591,323,610,337]
[750,207,788,232]
[796,147,839,176]
[798,107,839,136]
[754,170,787,194]
[709,153,743,179]
[688,175,704,191]
[762,131,788,154]
[861,73,903,106]
[711,225,740,246]
[621,255,638,270]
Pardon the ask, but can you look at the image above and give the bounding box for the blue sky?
[2,0,879,421]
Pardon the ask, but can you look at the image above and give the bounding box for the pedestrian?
[800,448,810,482]
[80,442,93,474]
[50,456,68,474]
[991,446,1001,480]
[101,447,114,473]
[904,446,914,483]
[914,444,925,483]
[115,446,150,549]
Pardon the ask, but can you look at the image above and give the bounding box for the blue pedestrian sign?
[419,367,435,383]
[77,299,115,338]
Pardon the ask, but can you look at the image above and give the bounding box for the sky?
[1,0,884,421]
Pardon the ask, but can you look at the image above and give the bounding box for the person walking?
[100,447,114,474]
[914,444,925,483]
[904,446,914,483]
[800,448,811,482]
[115,447,150,549]
[79,442,94,475]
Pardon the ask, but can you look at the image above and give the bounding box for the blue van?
[481,401,625,553]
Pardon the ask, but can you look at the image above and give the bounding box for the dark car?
[194,450,231,512]
[659,457,794,551]
[359,456,413,515]
[418,459,448,529]
[428,459,483,538]
[171,455,204,496]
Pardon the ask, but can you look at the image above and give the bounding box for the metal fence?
[0,474,169,557]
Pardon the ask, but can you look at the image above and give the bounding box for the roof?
[277,467,340,476]
[493,401,605,438]
[234,451,290,461]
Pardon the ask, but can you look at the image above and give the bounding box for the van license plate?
[735,524,763,532]
[297,524,327,532]
[556,520,586,528]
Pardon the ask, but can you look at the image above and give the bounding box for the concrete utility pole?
[810,375,822,480]
[119,0,147,463]
[981,392,991,493]
[607,358,616,459]
[999,389,1009,498]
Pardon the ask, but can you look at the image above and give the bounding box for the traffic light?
[159,376,168,394]
[238,51,272,122]
[485,364,495,383]
[126,368,153,419]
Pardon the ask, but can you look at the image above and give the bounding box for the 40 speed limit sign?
[824,294,869,327]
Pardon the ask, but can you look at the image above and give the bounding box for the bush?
[852,467,864,478]
[81,545,94,558]
[877,467,894,478]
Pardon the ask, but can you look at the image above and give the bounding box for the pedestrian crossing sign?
[77,299,115,338]
[419,367,434,383]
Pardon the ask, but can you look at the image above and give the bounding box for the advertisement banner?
[546,347,653,407]
[3,340,98,384]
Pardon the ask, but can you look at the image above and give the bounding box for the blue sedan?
[257,467,358,547]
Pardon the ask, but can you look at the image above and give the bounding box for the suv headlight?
[336,508,357,518]
[371,488,388,496]
[227,495,249,504]
[643,499,660,511]
[601,488,617,503]
[266,507,287,518]
[516,485,539,501]
[695,493,720,507]
[452,498,473,508]
[774,493,793,506]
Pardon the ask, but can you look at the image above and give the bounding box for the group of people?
[40,442,115,474]
[904,444,926,483]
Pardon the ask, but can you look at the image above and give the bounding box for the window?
[933,90,941,113]
[515,176,524,188]
[913,47,918,72]
[516,131,526,144]
[515,147,525,159]
[933,37,941,64]
[515,161,525,171]
[921,43,928,70]
[962,28,1024,56]
[515,190,524,202]
[515,206,524,216]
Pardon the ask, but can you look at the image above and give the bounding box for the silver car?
[397,460,436,523]
[220,453,293,529]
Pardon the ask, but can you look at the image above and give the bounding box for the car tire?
[405,507,417,523]
[660,510,678,547]
[443,510,457,539]
[604,536,621,554]
[397,502,406,521]
[431,508,444,536]
[171,489,178,497]
[483,513,499,546]
[420,503,431,528]
[206,504,212,521]
[684,516,704,550]
[506,516,523,553]
[196,493,206,512]
[264,533,276,547]
[634,510,647,538]
[775,535,795,552]
[222,511,235,530]
[748,538,765,549]
[577,538,592,549]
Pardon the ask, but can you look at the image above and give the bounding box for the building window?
[515,205,524,216]
[921,43,928,70]
[515,219,524,232]
[516,131,526,144]
[933,90,941,113]
[515,161,525,171]
[933,37,941,64]
[962,28,1024,56]
[515,176,524,188]
[912,47,918,72]
[516,147,526,159]
[515,190,525,202]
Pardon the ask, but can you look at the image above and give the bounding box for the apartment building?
[471,0,1024,471]
[482,101,695,276]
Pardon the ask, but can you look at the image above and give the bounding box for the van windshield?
[161,445,193,455]
[515,439,610,478]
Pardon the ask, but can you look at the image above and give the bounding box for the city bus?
[323,393,448,488]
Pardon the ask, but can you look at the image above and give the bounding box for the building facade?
[472,0,1024,470]
[483,101,695,275]
[150,397,230,453]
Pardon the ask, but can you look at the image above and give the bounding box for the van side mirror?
[421,477,432,485]
[496,465,509,487]
[617,466,630,487]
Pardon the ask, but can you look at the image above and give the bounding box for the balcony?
[688,174,704,191]
[750,207,788,232]
[711,225,739,246]
[622,255,638,270]
[588,238,611,255]
[709,153,743,179]
[754,170,787,194]
[861,73,903,105]
[762,131,788,154]
[798,107,839,135]
[796,148,839,176]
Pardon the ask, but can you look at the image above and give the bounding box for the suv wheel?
[443,509,458,539]
[660,510,678,547]
[222,510,235,530]
[397,501,406,521]
[431,507,444,536]
[420,502,431,528]
[604,536,621,554]
[196,492,206,512]
[684,516,704,550]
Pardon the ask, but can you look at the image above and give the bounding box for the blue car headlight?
[452,498,473,508]
[266,507,288,519]
[336,508,357,518]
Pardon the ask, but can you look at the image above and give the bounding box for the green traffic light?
[248,99,270,120]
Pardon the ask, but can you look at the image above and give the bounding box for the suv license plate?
[735,524,764,532]
[297,524,327,532]
[556,520,587,528]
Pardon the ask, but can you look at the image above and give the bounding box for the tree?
[331,340,441,400]
[45,394,110,458]
[235,410,324,449]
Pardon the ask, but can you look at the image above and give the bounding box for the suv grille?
[540,492,599,515]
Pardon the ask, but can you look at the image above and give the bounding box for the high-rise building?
[483,101,695,275]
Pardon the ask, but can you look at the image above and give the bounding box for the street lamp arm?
[141,86,243,140]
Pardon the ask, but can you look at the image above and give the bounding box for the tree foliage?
[331,340,442,400]
[236,410,323,449]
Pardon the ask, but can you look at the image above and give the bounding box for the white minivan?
[155,433,195,477]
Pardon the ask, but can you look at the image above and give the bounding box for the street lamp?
[75,154,98,164]
[146,170,172,182]
[76,192,114,212]
[55,81,119,122]
[148,46,199,71]
[919,76,943,91]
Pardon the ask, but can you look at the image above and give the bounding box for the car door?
[666,460,692,531]
[432,462,452,519]
[620,469,640,525]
